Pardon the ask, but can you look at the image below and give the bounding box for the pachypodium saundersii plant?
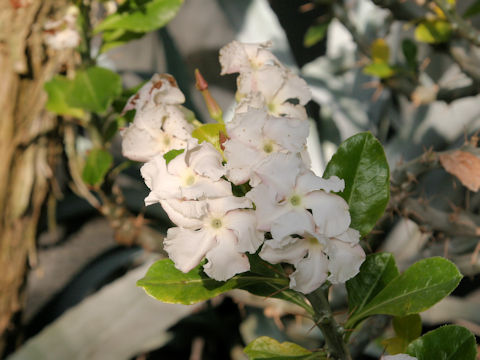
[124,42,474,360]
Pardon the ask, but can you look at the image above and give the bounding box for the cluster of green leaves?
[362,38,418,80]
[95,0,184,52]
[45,66,123,186]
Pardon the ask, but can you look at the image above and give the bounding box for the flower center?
[185,174,195,186]
[289,194,301,206]
[163,134,171,146]
[211,218,222,229]
[307,236,325,250]
[267,102,277,114]
[263,142,274,153]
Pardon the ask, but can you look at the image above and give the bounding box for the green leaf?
[348,257,462,325]
[383,314,422,354]
[244,336,313,360]
[192,123,226,153]
[44,75,84,118]
[137,258,311,313]
[303,23,329,48]
[402,39,417,71]
[67,67,122,114]
[323,132,390,236]
[406,325,477,360]
[346,253,399,328]
[163,148,185,164]
[363,62,395,79]
[371,38,390,63]
[393,314,422,342]
[95,0,183,33]
[137,259,237,304]
[242,254,312,314]
[100,29,145,53]
[415,20,452,44]
[464,0,480,18]
[82,148,114,186]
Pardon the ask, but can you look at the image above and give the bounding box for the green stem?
[306,288,351,360]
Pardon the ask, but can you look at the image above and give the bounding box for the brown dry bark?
[0,0,69,352]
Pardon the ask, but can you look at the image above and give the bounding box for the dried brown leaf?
[439,150,480,192]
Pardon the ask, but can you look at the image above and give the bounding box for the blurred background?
[1,0,480,359]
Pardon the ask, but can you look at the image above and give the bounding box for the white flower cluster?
[43,6,81,51]
[122,41,365,294]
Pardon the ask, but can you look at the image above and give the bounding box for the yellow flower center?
[211,218,222,229]
[289,194,301,206]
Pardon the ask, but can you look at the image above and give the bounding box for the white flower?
[260,228,364,293]
[163,196,264,281]
[246,153,349,237]
[223,107,309,185]
[237,66,311,119]
[219,41,280,75]
[123,74,185,113]
[121,105,194,162]
[140,141,231,204]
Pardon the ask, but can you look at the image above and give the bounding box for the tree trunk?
[0,0,68,353]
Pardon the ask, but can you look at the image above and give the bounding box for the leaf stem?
[306,287,351,360]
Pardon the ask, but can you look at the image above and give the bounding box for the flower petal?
[246,184,288,231]
[160,199,206,229]
[335,228,360,245]
[271,210,315,241]
[295,172,345,195]
[274,72,311,106]
[259,237,308,265]
[263,117,309,153]
[164,227,216,273]
[254,153,303,199]
[326,239,365,284]
[187,142,226,180]
[224,139,265,185]
[223,209,263,253]
[289,248,328,294]
[206,196,252,216]
[203,230,250,281]
[304,191,351,237]
[219,41,278,75]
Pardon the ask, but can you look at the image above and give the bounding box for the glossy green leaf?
[303,23,329,48]
[323,132,390,236]
[346,253,399,329]
[415,20,452,44]
[192,123,226,153]
[96,0,183,33]
[137,259,237,304]
[464,0,480,18]
[44,75,84,118]
[348,257,462,325]
[406,325,477,360]
[394,314,422,342]
[100,29,145,53]
[138,257,312,312]
[82,148,113,186]
[363,62,395,79]
[67,67,122,114]
[383,314,422,354]
[244,336,314,360]
[402,39,417,71]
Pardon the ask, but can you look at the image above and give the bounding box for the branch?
[306,287,352,360]
[434,0,480,47]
